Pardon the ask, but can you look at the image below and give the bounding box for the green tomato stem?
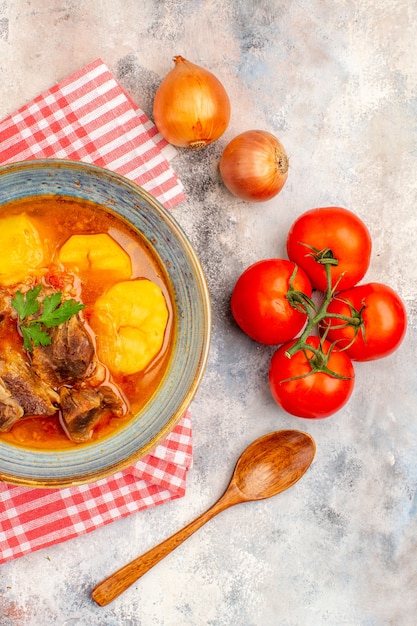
[285,264,361,360]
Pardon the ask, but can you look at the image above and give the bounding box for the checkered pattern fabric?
[0,57,185,208]
[0,59,192,565]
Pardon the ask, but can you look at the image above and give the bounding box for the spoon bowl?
[233,430,316,500]
[92,429,315,606]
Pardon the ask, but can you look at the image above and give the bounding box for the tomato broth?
[0,196,174,450]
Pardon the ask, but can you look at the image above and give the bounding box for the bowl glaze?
[0,159,211,487]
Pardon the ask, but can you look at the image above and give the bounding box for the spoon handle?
[91,486,240,606]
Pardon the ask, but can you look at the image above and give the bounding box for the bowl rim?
[0,158,212,488]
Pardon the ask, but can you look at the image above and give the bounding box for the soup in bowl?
[0,159,211,487]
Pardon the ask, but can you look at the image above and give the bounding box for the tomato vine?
[285,262,361,366]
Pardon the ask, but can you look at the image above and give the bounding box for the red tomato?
[322,282,407,361]
[286,207,372,292]
[268,336,355,418]
[231,259,312,345]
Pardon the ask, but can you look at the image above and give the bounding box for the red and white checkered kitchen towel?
[0,58,192,565]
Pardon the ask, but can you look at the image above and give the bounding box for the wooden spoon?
[92,429,316,606]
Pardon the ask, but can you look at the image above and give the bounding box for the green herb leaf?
[11,285,85,352]
[11,285,42,320]
[37,294,84,328]
[39,292,62,320]
[21,323,52,351]
[20,326,35,352]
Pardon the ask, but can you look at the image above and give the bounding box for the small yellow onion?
[153,55,231,149]
[218,130,289,202]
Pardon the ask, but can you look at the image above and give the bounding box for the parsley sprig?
[11,285,85,352]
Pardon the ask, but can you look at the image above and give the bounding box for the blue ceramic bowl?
[0,159,211,487]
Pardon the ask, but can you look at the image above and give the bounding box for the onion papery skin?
[218,130,289,202]
[153,56,231,149]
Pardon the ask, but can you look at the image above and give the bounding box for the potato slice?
[58,233,132,281]
[0,214,44,286]
[91,279,169,375]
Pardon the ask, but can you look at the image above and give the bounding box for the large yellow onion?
[153,55,231,149]
[218,130,289,202]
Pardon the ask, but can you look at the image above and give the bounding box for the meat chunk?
[59,385,124,443]
[32,314,95,387]
[0,347,59,429]
[0,379,24,431]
